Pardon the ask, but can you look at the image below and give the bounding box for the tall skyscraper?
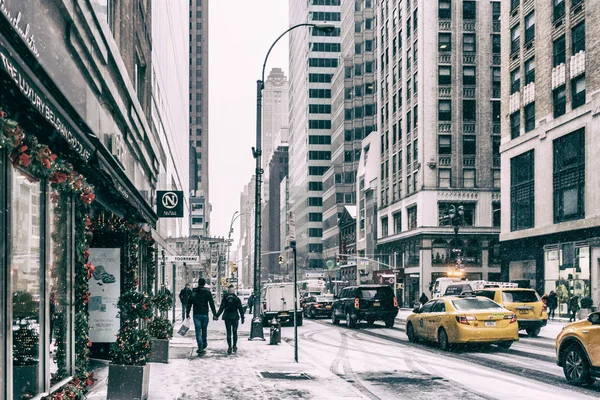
[263,68,290,170]
[289,0,342,269]
[189,0,210,235]
[500,0,598,301]
[322,0,377,264]
[376,0,501,305]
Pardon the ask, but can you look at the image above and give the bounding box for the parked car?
[331,285,399,328]
[261,283,302,326]
[303,294,334,319]
[556,312,600,385]
[406,295,518,350]
[473,288,548,337]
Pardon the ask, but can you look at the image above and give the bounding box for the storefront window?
[432,239,449,264]
[49,188,71,383]
[545,244,590,315]
[12,170,42,399]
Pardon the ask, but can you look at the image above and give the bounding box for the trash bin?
[269,317,281,345]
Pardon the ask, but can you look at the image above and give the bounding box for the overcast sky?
[209,1,289,247]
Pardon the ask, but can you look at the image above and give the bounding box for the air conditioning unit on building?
[427,160,437,169]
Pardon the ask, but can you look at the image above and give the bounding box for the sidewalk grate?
[259,372,311,380]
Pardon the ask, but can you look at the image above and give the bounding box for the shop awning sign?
[157,191,184,218]
[167,256,199,263]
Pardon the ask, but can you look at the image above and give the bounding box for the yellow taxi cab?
[406,295,518,350]
[556,312,600,385]
[473,288,548,337]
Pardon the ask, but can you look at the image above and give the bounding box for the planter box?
[148,339,170,364]
[107,364,150,400]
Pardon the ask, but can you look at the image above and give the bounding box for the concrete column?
[591,247,600,308]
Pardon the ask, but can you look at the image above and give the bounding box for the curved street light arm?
[261,23,328,83]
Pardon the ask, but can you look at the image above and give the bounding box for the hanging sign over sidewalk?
[157,191,184,217]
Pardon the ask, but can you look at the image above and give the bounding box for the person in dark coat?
[247,293,255,314]
[216,285,245,354]
[568,295,579,322]
[547,291,558,320]
[186,278,217,355]
[419,292,429,306]
[179,284,193,322]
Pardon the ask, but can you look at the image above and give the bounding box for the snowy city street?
[82,310,600,400]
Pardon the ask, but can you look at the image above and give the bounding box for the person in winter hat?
[186,278,217,355]
[216,285,245,354]
[419,292,429,306]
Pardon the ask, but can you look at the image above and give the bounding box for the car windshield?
[359,287,393,300]
[452,298,503,311]
[315,296,333,302]
[502,291,539,303]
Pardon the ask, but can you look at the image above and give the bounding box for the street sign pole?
[172,263,176,324]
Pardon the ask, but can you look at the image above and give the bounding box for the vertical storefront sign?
[88,248,120,343]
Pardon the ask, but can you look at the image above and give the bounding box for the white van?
[261,283,303,326]
[237,288,252,307]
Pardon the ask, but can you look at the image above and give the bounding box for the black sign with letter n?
[157,191,184,218]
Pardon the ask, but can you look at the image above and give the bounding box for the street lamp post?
[249,22,335,341]
[226,211,247,294]
[446,204,465,275]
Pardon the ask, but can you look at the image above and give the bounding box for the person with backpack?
[186,278,217,355]
[216,285,245,354]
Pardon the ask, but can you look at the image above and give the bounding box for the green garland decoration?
[1,109,96,399]
[90,216,157,366]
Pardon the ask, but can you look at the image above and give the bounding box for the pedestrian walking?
[247,292,255,314]
[186,278,217,355]
[216,284,245,354]
[547,291,558,320]
[419,292,429,306]
[568,295,580,322]
[179,283,193,322]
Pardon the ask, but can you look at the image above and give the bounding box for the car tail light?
[393,297,399,308]
[456,316,476,325]
[354,298,360,309]
[314,304,322,308]
[504,314,517,323]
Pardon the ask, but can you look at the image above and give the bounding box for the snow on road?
[290,317,600,400]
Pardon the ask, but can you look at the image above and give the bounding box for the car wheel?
[563,345,593,385]
[497,341,513,350]
[309,309,316,319]
[385,318,395,328]
[366,319,375,327]
[346,311,356,329]
[332,312,339,325]
[526,327,541,337]
[406,323,418,343]
[438,328,450,351]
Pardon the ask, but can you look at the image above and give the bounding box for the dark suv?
[332,285,399,328]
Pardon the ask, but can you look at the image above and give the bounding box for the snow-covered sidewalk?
[87,317,366,399]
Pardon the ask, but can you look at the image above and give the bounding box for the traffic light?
[221,278,227,286]
[278,255,284,265]
[230,262,237,273]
